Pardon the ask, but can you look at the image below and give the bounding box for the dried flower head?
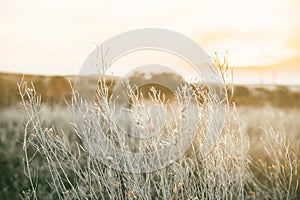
[267,166,272,170]
[271,164,276,169]
[113,182,119,189]
[129,189,135,197]
[177,182,183,191]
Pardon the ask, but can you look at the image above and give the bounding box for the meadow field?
[0,72,299,199]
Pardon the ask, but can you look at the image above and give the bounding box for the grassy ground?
[0,72,299,199]
[0,92,299,199]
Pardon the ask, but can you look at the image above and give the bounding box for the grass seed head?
[177,182,183,191]
[113,182,119,189]
[129,189,135,197]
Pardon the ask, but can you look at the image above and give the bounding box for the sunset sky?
[0,0,299,84]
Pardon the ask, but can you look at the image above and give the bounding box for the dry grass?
[0,100,299,199]
[13,76,299,199]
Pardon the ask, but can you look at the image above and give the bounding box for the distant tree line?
[0,72,300,109]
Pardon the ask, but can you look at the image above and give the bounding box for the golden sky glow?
[0,0,300,80]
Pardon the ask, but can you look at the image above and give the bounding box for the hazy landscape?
[1,0,300,199]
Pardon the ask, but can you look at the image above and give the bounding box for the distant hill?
[0,72,300,109]
[0,72,73,108]
[0,71,186,108]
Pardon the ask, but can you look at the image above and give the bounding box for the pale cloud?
[286,26,300,53]
[0,0,299,74]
